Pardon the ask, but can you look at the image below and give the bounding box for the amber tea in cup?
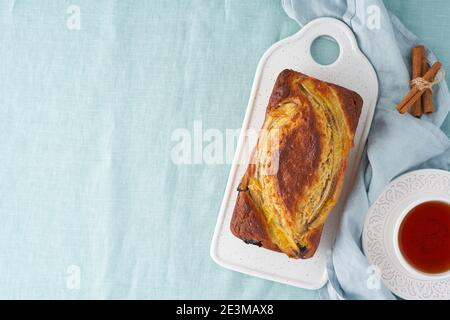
[398,201,450,275]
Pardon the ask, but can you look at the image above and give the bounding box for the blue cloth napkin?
[282,0,450,299]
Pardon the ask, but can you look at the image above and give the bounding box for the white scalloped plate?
[211,17,378,289]
[362,169,450,300]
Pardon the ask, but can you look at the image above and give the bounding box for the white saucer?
[362,169,450,300]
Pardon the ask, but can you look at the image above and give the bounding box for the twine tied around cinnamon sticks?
[396,45,444,116]
[410,69,445,92]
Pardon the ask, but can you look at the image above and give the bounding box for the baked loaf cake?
[230,69,363,259]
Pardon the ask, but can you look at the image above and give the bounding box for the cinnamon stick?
[422,60,436,114]
[409,46,425,117]
[397,62,442,114]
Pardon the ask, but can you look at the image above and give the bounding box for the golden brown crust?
[329,82,363,135]
[230,69,363,259]
[269,69,362,135]
[276,111,321,214]
[230,191,280,252]
[299,225,324,259]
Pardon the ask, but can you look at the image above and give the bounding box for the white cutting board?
[210,17,378,289]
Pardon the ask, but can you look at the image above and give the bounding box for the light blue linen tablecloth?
[0,0,449,299]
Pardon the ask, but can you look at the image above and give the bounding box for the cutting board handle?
[297,17,360,67]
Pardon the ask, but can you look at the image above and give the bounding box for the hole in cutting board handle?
[310,36,341,66]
